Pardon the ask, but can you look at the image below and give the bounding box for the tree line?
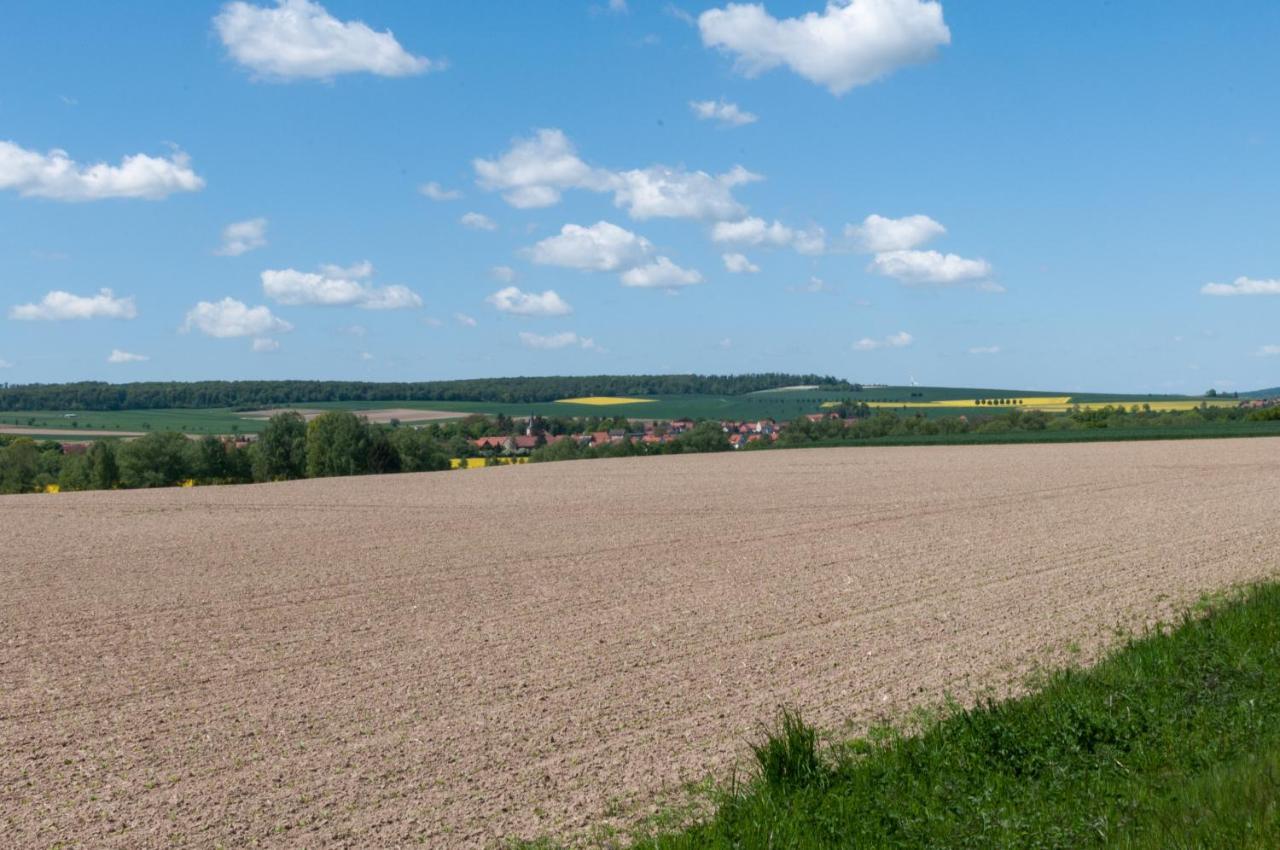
[2,403,1271,496]
[0,374,853,412]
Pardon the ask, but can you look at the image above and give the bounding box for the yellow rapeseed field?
[555,396,655,406]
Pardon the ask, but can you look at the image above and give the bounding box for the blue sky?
[1,0,1277,393]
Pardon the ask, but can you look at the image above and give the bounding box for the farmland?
[3,439,1278,847]
[0,384,1239,438]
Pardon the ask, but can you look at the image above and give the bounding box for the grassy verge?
[540,583,1280,849]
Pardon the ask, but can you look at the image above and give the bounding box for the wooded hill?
[0,374,853,411]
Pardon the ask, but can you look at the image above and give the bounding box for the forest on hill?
[0,374,852,412]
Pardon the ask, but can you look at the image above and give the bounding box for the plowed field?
[3,439,1278,847]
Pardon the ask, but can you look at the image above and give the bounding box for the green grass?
[612,582,1280,850]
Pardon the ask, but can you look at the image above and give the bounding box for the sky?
[1,0,1278,393]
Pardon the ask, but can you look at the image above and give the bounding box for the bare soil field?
[2,439,1278,848]
[0,426,146,437]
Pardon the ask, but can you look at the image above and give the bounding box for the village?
[463,414,853,456]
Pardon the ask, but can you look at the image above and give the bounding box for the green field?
[532,582,1280,849]
[0,385,1235,438]
[0,407,265,435]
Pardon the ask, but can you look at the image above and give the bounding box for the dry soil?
[2,439,1278,848]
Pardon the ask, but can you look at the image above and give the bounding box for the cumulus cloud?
[1257,345,1280,357]
[0,141,204,201]
[486,286,573,317]
[518,331,600,351]
[967,345,1001,355]
[869,249,993,286]
[711,216,825,254]
[846,213,944,252]
[1201,277,1280,296]
[474,128,614,208]
[698,0,950,95]
[214,0,438,80]
[621,257,704,288]
[9,288,137,321]
[107,349,149,364]
[420,181,461,200]
[252,337,281,353]
[0,359,11,368]
[261,262,422,309]
[475,128,756,220]
[690,98,759,126]
[460,211,497,231]
[722,252,760,273]
[216,217,268,256]
[611,164,758,220]
[183,297,292,338]
[490,265,518,282]
[529,221,652,271]
[455,312,477,327]
[853,330,913,351]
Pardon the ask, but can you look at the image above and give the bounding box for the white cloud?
[214,0,437,81]
[490,265,518,282]
[609,0,629,12]
[611,164,758,220]
[1257,345,1280,357]
[690,98,759,126]
[1201,277,1280,296]
[107,349,148,364]
[455,312,477,327]
[486,286,573,317]
[722,252,760,273]
[853,330,913,351]
[621,257,704,288]
[518,331,600,351]
[261,262,422,309]
[846,213,944,252]
[711,216,825,254]
[718,337,733,349]
[475,128,756,220]
[712,216,792,246]
[870,249,993,285]
[789,276,833,293]
[474,128,613,208]
[216,217,268,256]
[183,298,292,338]
[529,221,652,271]
[460,211,497,231]
[359,351,375,361]
[420,181,462,201]
[9,288,137,321]
[967,345,1001,355]
[698,0,950,95]
[0,141,204,201]
[0,359,11,368]
[252,337,281,353]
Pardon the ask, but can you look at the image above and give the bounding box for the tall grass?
[629,583,1280,849]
